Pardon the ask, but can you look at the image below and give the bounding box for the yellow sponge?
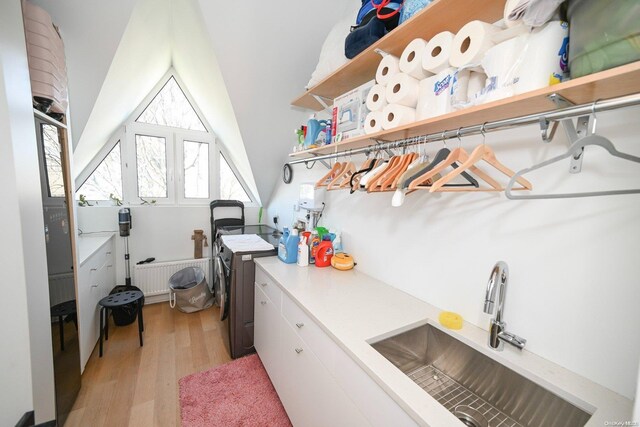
[439,311,463,330]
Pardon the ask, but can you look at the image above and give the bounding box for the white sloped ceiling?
[30,0,351,204]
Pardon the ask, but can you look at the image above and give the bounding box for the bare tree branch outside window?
[42,124,65,197]
[77,142,123,200]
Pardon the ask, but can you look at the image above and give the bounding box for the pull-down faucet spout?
[483,261,526,351]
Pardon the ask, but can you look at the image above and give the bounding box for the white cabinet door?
[254,285,282,390]
[278,321,369,427]
[78,238,116,370]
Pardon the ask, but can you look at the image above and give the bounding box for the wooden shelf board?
[289,62,640,159]
[292,0,505,110]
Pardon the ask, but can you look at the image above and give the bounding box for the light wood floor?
[64,303,231,427]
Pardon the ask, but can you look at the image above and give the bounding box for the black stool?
[50,300,77,351]
[98,290,144,357]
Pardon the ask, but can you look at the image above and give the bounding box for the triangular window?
[136,77,207,132]
[220,154,251,202]
[77,142,123,201]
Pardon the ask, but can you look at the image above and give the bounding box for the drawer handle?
[260,283,267,287]
[295,348,303,354]
[295,322,304,328]
[260,301,267,305]
[91,284,98,288]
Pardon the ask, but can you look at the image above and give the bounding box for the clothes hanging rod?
[287,93,640,166]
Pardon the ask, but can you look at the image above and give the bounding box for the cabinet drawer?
[255,267,282,310]
[282,293,337,371]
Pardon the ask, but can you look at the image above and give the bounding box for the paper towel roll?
[481,35,528,102]
[365,111,384,134]
[366,84,388,112]
[450,69,471,108]
[400,38,433,79]
[514,21,569,94]
[422,31,455,74]
[466,71,487,102]
[416,67,456,121]
[376,55,401,85]
[450,21,499,68]
[385,73,421,108]
[382,104,416,130]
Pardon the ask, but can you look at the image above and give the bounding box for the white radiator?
[134,258,211,298]
[48,272,75,307]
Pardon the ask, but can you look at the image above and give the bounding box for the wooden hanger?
[315,162,345,189]
[403,147,480,192]
[408,147,492,191]
[377,152,418,192]
[365,155,399,191]
[327,161,356,190]
[430,144,532,192]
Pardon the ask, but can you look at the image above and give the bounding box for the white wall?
[267,106,640,401]
[32,0,136,149]
[0,0,56,423]
[77,205,262,285]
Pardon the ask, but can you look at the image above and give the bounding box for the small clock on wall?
[282,163,293,184]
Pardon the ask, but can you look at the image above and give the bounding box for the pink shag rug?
[179,354,292,427]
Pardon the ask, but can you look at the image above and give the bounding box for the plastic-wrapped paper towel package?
[416,67,458,121]
[476,21,569,103]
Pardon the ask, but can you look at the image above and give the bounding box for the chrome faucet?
[483,261,527,351]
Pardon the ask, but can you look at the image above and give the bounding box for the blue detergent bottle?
[278,228,300,264]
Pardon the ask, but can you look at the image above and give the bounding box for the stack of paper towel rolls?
[362,9,566,134]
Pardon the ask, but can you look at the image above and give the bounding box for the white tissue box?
[332,80,375,141]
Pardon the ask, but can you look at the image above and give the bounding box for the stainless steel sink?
[371,323,592,427]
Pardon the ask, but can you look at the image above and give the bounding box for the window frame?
[175,130,217,205]
[75,69,258,207]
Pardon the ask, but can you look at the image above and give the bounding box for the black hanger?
[401,147,479,189]
[349,159,377,194]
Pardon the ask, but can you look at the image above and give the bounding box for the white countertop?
[77,233,115,266]
[254,256,633,427]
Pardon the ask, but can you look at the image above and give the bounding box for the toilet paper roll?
[416,67,456,121]
[381,104,416,130]
[422,31,455,74]
[376,55,401,85]
[364,111,384,134]
[514,21,569,95]
[400,38,433,79]
[366,84,388,112]
[385,73,421,108]
[450,21,500,68]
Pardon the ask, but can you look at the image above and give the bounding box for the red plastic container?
[315,241,334,267]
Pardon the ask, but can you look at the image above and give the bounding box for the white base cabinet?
[77,236,115,370]
[254,266,417,427]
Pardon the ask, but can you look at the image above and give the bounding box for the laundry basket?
[168,267,213,313]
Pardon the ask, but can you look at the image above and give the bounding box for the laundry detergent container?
[568,0,640,78]
[168,267,213,313]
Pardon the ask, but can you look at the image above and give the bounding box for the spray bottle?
[297,235,309,267]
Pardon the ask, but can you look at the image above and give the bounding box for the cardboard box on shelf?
[332,80,375,142]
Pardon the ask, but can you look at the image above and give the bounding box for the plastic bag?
[523,0,565,27]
